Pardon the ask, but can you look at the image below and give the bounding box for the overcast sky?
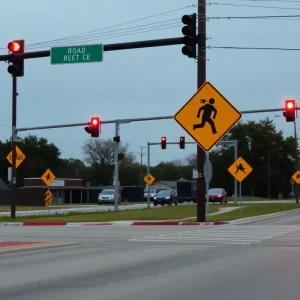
[0,0,299,167]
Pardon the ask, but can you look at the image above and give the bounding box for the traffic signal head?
[7,40,24,77]
[181,13,197,58]
[283,100,296,122]
[85,117,100,137]
[161,136,167,149]
[179,136,185,149]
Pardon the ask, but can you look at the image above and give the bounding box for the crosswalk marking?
[128,225,300,245]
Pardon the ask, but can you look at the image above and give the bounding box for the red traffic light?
[8,40,24,53]
[286,100,295,110]
[161,136,167,149]
[179,136,185,149]
[85,117,100,137]
[283,100,296,122]
[8,42,20,52]
[91,117,99,126]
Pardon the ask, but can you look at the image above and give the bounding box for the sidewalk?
[167,206,242,222]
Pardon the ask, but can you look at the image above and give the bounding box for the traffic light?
[85,117,100,137]
[283,100,296,122]
[179,136,185,149]
[161,136,167,149]
[7,40,24,77]
[118,153,125,161]
[181,13,197,58]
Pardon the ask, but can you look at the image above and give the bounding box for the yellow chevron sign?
[45,190,53,206]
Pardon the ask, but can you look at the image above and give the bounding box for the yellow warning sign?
[174,81,242,152]
[45,190,53,206]
[144,174,155,185]
[292,170,300,184]
[6,146,26,169]
[41,168,56,187]
[228,157,253,183]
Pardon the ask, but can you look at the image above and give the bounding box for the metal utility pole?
[138,146,146,185]
[11,75,17,218]
[113,121,120,211]
[294,121,299,203]
[147,142,151,208]
[234,140,238,204]
[196,0,207,222]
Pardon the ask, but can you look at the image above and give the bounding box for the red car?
[207,188,228,204]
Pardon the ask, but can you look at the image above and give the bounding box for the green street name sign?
[50,44,103,65]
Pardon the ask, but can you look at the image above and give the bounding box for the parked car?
[144,189,157,200]
[207,188,227,203]
[98,189,120,205]
[153,189,178,206]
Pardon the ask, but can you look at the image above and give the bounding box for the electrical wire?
[23,13,300,50]
[25,19,182,49]
[205,14,300,20]
[26,23,184,50]
[236,0,300,3]
[209,45,300,51]
[24,5,197,47]
[209,1,300,11]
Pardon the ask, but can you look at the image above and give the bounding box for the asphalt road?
[1,222,300,300]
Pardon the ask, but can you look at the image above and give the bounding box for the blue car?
[153,189,178,206]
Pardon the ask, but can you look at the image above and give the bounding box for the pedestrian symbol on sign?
[41,168,56,187]
[45,172,51,181]
[193,98,217,134]
[235,163,246,174]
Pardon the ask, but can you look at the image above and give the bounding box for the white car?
[98,189,120,205]
[144,189,157,200]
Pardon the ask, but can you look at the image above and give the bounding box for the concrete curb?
[0,221,230,227]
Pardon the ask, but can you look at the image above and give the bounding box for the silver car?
[98,189,120,205]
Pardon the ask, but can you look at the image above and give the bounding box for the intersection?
[0,210,300,299]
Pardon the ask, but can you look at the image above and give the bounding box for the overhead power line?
[209,1,300,11]
[205,13,300,19]
[24,5,196,48]
[236,0,300,3]
[21,13,300,50]
[209,45,300,51]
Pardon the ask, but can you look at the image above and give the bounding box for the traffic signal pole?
[294,121,299,203]
[11,75,17,218]
[114,121,120,211]
[197,0,207,222]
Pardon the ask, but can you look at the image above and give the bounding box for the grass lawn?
[183,203,300,222]
[227,196,283,201]
[0,204,221,222]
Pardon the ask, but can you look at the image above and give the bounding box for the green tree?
[151,162,193,181]
[208,118,297,197]
[0,135,62,186]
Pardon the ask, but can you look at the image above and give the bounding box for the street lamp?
[268,147,283,199]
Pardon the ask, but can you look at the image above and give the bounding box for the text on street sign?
[51,44,103,65]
